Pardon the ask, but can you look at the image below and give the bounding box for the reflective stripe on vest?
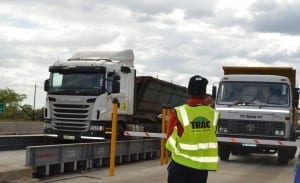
[213,111,219,126]
[174,147,219,163]
[178,106,189,126]
[167,134,217,150]
[167,135,219,163]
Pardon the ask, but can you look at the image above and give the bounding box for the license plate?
[242,143,257,147]
[63,135,75,140]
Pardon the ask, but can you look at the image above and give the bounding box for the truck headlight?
[274,130,285,136]
[218,127,228,133]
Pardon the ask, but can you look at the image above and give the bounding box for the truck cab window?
[52,72,63,87]
[48,71,105,95]
[107,72,120,93]
[217,82,289,106]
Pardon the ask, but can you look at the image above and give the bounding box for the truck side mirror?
[44,79,50,92]
[121,66,131,73]
[293,88,299,107]
[212,86,217,100]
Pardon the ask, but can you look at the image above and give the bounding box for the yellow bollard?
[164,108,171,164]
[109,98,119,176]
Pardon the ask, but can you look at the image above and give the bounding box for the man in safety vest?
[166,75,220,183]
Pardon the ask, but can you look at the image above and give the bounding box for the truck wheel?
[219,144,231,161]
[278,148,289,165]
[289,147,297,159]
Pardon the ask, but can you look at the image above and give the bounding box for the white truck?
[213,66,299,164]
[43,50,188,140]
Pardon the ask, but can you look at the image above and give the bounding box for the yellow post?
[164,108,171,164]
[109,98,119,176]
[160,107,167,165]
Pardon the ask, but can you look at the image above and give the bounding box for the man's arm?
[167,110,183,138]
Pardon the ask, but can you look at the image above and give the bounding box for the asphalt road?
[40,153,296,183]
[0,122,297,182]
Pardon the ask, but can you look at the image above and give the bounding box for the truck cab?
[43,50,135,140]
[214,67,298,164]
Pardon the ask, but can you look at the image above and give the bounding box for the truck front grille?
[51,103,91,132]
[231,120,268,135]
[218,119,285,137]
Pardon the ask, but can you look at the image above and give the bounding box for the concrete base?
[0,165,38,183]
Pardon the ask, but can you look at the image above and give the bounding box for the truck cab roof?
[221,74,291,84]
[68,49,134,67]
[223,66,296,88]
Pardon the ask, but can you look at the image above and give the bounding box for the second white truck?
[213,66,299,164]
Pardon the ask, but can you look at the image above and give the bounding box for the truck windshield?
[217,81,289,107]
[48,72,105,96]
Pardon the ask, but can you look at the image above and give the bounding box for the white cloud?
[0,0,300,108]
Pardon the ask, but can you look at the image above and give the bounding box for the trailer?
[43,50,188,140]
[213,66,299,164]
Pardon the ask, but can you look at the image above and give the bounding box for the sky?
[1,0,300,108]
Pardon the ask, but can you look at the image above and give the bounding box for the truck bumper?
[217,136,296,147]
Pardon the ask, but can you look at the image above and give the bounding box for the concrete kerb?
[0,165,37,183]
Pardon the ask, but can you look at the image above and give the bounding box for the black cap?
[188,75,208,97]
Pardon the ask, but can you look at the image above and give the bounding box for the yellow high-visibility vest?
[166,104,220,170]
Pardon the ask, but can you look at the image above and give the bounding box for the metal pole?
[109,98,119,176]
[33,83,36,120]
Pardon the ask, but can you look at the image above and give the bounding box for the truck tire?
[289,147,297,159]
[218,144,231,161]
[278,148,289,165]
